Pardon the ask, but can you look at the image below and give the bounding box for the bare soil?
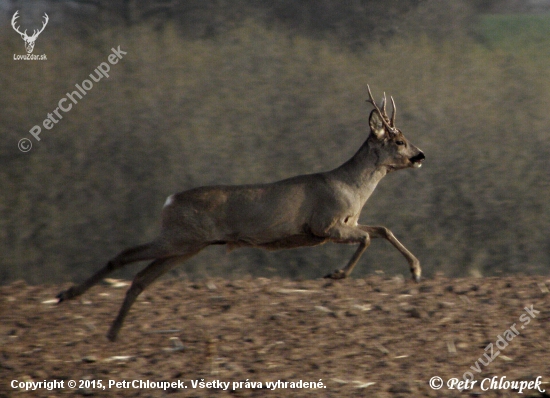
[1,275,549,397]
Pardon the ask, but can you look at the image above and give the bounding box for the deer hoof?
[411,267,421,283]
[324,269,347,280]
[56,287,76,303]
[106,330,118,342]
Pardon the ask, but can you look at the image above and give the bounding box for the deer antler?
[366,85,397,133]
[11,11,48,40]
[34,13,49,38]
[390,96,396,127]
[11,11,26,38]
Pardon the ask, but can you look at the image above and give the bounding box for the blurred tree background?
[1,0,549,284]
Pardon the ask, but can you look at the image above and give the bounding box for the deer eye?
[395,140,405,146]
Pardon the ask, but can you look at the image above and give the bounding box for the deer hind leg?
[359,225,421,282]
[323,224,371,279]
[57,241,171,303]
[107,246,203,342]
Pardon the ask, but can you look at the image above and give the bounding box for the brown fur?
[57,87,425,341]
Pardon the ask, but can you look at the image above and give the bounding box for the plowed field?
[1,275,549,397]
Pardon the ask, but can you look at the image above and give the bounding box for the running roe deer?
[57,86,425,341]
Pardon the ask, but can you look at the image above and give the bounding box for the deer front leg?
[359,225,421,282]
[323,225,371,279]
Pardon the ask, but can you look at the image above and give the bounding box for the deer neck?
[331,138,387,204]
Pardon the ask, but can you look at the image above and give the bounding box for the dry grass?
[1,18,549,284]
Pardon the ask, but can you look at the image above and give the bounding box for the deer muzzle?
[409,152,425,168]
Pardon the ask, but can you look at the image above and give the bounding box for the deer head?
[11,11,49,54]
[366,85,425,171]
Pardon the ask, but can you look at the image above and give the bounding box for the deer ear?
[369,110,386,140]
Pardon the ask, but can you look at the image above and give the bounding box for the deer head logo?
[11,11,49,54]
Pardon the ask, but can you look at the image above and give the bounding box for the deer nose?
[409,152,425,166]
